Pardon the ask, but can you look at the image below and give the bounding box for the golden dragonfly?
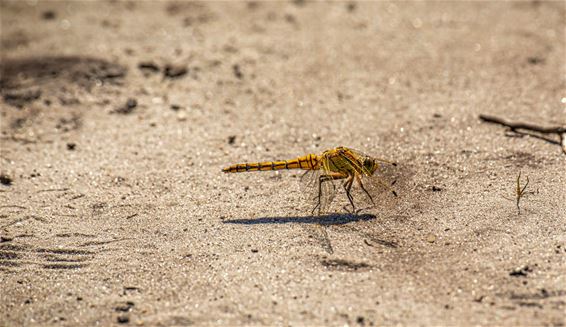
[223,146,397,214]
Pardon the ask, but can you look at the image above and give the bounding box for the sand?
[1,1,565,326]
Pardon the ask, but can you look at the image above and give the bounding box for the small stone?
[126,98,137,108]
[42,11,56,20]
[527,57,544,65]
[0,174,12,186]
[510,265,531,277]
[164,64,188,79]
[114,98,137,114]
[66,143,76,150]
[138,62,160,73]
[474,295,485,303]
[227,135,237,145]
[233,64,243,79]
[176,111,187,121]
[117,315,130,324]
[170,104,181,111]
[426,234,436,243]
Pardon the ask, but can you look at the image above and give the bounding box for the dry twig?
[515,172,529,215]
[479,114,566,154]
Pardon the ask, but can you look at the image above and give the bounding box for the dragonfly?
[222,146,397,214]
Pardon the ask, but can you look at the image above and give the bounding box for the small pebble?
[233,64,243,79]
[177,111,187,121]
[164,64,188,79]
[42,11,56,20]
[138,62,160,73]
[426,234,436,243]
[0,174,12,186]
[114,98,137,114]
[117,315,130,324]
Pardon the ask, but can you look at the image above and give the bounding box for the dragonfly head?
[362,157,379,176]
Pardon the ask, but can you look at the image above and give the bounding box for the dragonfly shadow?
[223,213,376,226]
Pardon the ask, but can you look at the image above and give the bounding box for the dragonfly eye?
[363,158,376,173]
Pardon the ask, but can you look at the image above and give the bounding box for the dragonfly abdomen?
[222,154,320,173]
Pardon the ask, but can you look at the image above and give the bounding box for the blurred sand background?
[1,1,565,326]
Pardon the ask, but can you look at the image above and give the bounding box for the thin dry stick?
[479,114,566,155]
[515,172,529,215]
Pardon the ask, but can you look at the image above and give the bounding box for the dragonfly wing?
[300,169,337,215]
[351,168,398,211]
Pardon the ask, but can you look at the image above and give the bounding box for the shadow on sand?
[223,213,376,226]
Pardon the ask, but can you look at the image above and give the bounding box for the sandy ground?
[1,1,565,326]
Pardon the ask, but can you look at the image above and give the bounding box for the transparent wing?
[300,169,337,215]
[350,165,399,212]
[338,148,399,212]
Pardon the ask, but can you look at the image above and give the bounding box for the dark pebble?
[251,249,258,253]
[126,98,137,109]
[510,266,532,277]
[527,57,544,65]
[138,62,160,73]
[164,64,188,79]
[0,174,12,186]
[233,64,243,79]
[67,143,76,151]
[227,135,236,145]
[431,186,442,192]
[170,104,181,111]
[42,11,56,20]
[117,315,129,324]
[114,98,137,114]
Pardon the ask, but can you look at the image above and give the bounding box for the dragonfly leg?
[356,175,375,205]
[342,174,355,213]
[312,172,347,215]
